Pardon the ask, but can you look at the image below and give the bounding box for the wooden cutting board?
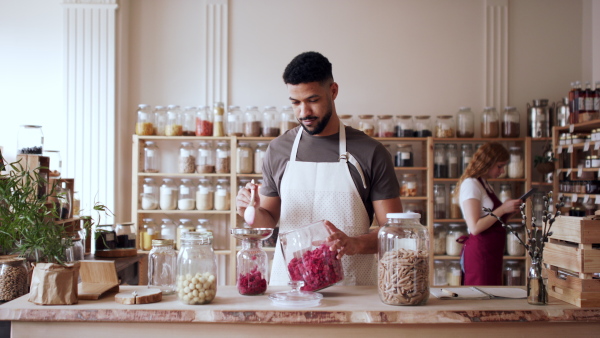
[115,289,162,304]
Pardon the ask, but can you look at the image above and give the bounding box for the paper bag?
[28,262,80,305]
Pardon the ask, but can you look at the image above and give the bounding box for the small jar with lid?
[115,222,136,248]
[154,106,167,136]
[377,212,429,306]
[215,141,231,173]
[160,218,177,241]
[165,105,183,136]
[460,143,473,173]
[339,114,354,128]
[237,142,254,174]
[414,115,432,137]
[280,105,298,134]
[176,219,196,250]
[0,257,29,302]
[262,106,280,137]
[178,179,196,210]
[254,143,268,174]
[434,260,448,286]
[358,115,375,136]
[226,105,243,136]
[143,141,161,173]
[446,223,467,256]
[433,223,448,255]
[433,184,447,219]
[501,106,520,137]
[195,105,213,136]
[141,178,159,210]
[214,178,230,211]
[149,239,177,295]
[446,260,462,286]
[176,232,217,305]
[504,260,524,286]
[506,223,526,256]
[17,125,44,154]
[449,184,461,219]
[95,225,117,250]
[434,144,447,178]
[244,106,262,137]
[481,107,500,138]
[140,218,158,251]
[400,173,418,197]
[395,144,413,167]
[435,115,455,138]
[395,115,414,137]
[507,146,524,178]
[498,184,512,203]
[446,144,459,178]
[182,106,197,136]
[196,178,214,211]
[178,142,196,173]
[196,141,215,173]
[136,104,155,135]
[456,107,474,138]
[377,115,394,137]
[159,178,178,210]
[212,102,225,137]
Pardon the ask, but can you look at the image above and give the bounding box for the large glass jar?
[244,106,262,137]
[435,115,455,138]
[339,114,353,128]
[434,144,447,178]
[237,142,254,174]
[446,223,467,256]
[395,144,413,167]
[400,173,418,197]
[17,125,44,154]
[141,178,159,210]
[254,143,268,174]
[460,143,473,173]
[280,105,298,135]
[178,179,196,210]
[140,218,158,251]
[508,146,524,178]
[154,106,167,136]
[0,257,29,302]
[377,115,394,137]
[95,224,117,250]
[481,107,500,138]
[196,178,214,211]
[149,239,177,295]
[176,219,195,250]
[506,223,526,256]
[456,107,474,138]
[377,212,429,306]
[501,106,520,138]
[434,260,447,286]
[159,178,178,210]
[498,184,512,203]
[226,105,243,136]
[433,223,447,255]
[160,218,177,241]
[358,115,375,136]
[136,104,155,136]
[115,222,136,249]
[178,142,196,174]
[231,228,273,296]
[212,102,225,137]
[143,141,160,173]
[214,178,230,211]
[447,144,459,178]
[182,106,196,136]
[196,105,213,136]
[449,184,461,219]
[433,184,446,219]
[414,115,432,137]
[165,105,183,136]
[215,141,231,173]
[262,106,280,137]
[196,141,215,173]
[504,260,524,286]
[395,115,414,137]
[176,232,217,305]
[446,260,462,286]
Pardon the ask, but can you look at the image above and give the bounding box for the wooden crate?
[550,215,600,244]
[546,265,600,307]
[544,239,600,275]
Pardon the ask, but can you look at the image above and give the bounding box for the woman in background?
[454,142,522,285]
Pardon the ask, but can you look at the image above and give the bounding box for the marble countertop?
[1,286,600,325]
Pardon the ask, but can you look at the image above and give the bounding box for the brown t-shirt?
[259,125,400,223]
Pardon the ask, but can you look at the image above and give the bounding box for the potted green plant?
[534,143,557,176]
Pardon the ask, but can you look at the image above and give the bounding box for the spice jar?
[196,178,214,210]
[435,115,455,138]
[481,107,500,138]
[141,218,158,251]
[115,222,136,249]
[460,143,473,173]
[339,114,353,128]
[95,224,117,250]
[506,223,525,256]
[447,144,459,178]
[433,184,446,219]
[182,106,197,136]
[214,178,230,211]
[377,115,394,137]
[231,228,273,296]
[254,143,268,174]
[262,106,280,137]
[446,223,467,256]
[179,142,196,173]
[159,178,178,210]
[141,178,159,210]
[136,104,155,135]
[212,102,225,137]
[456,107,474,138]
[395,144,413,167]
[176,219,195,250]
[195,105,213,136]
[226,105,243,136]
[358,115,375,136]
[149,239,177,295]
[508,146,524,178]
[414,115,432,137]
[446,260,462,286]
[434,260,447,286]
[433,223,447,255]
[280,105,298,134]
[143,141,161,173]
[178,179,196,210]
[154,106,167,136]
[503,260,523,286]
[499,184,512,203]
[244,106,262,137]
[196,141,215,173]
[17,125,44,154]
[215,141,231,173]
[160,218,177,241]
[377,212,429,306]
[434,144,447,178]
[395,115,414,137]
[400,173,418,197]
[501,106,520,138]
[449,184,461,219]
[176,232,217,305]
[0,257,29,302]
[236,142,254,174]
[165,105,183,136]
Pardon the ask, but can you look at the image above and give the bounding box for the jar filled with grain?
[456,107,474,138]
[481,107,500,138]
[0,257,29,302]
[414,115,432,137]
[196,105,213,136]
[446,144,459,178]
[196,178,214,211]
[141,178,159,210]
[508,146,524,178]
[377,212,429,306]
[377,115,394,137]
[143,141,161,173]
[154,105,167,136]
[140,218,158,251]
[165,105,183,136]
[215,141,230,173]
[254,143,268,174]
[176,232,217,305]
[433,184,447,219]
[244,106,262,137]
[433,260,448,286]
[159,179,178,210]
[280,105,298,135]
[435,115,455,138]
[196,141,215,174]
[506,223,526,256]
[446,260,462,286]
[226,105,243,137]
[433,223,447,255]
[446,223,467,256]
[262,106,280,137]
[449,184,461,219]
[400,173,418,197]
[212,102,225,137]
[178,179,196,210]
[136,104,155,135]
[182,106,197,136]
[149,239,177,295]
[358,115,375,136]
[178,142,196,174]
[501,106,520,138]
[498,184,512,203]
[395,115,414,137]
[236,142,254,174]
[214,178,230,211]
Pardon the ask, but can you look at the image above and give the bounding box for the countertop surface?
[1,285,600,325]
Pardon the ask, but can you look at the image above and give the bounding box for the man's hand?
[235,181,258,218]
[324,221,363,259]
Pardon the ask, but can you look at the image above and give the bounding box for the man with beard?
[235,51,402,286]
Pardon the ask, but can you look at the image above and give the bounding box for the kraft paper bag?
[28,262,80,305]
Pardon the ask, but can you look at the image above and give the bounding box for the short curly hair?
[283,51,333,85]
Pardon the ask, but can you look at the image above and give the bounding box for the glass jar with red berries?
[231,228,273,296]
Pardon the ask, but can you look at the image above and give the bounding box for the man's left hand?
[324,221,362,259]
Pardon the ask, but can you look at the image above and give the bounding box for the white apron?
[270,122,377,286]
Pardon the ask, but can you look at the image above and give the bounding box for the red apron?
[459,177,507,286]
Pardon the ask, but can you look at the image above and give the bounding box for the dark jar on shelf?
[395,144,413,167]
[395,115,414,137]
[501,106,520,138]
[434,144,447,178]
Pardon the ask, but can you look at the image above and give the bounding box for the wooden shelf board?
[395,167,428,171]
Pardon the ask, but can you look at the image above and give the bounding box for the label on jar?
[105,233,115,241]
[449,156,458,164]
[199,187,209,194]
[436,197,445,204]
[216,188,227,196]
[181,187,189,194]
[401,152,411,160]
[512,270,521,277]
[181,149,190,157]
[463,156,471,164]
[510,154,520,162]
[146,150,154,157]
[228,115,236,122]
[240,149,249,158]
[217,150,228,158]
[200,149,209,157]
[161,187,172,195]
[215,115,223,122]
[144,186,152,194]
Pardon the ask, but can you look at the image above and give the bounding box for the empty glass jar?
[456,107,474,138]
[154,106,167,136]
[143,141,161,173]
[226,105,243,136]
[149,239,177,295]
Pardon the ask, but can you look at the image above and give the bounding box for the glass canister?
[71,235,85,261]
[414,115,432,137]
[280,105,298,134]
[377,115,394,137]
[178,179,196,210]
[160,218,177,241]
[179,142,196,174]
[446,260,462,286]
[215,141,231,173]
[17,125,44,154]
[237,142,254,174]
[498,184,512,203]
[434,144,447,178]
[434,260,447,286]
[44,150,62,178]
[507,146,524,178]
[481,107,500,138]
[231,228,274,296]
[400,173,418,197]
[182,106,197,136]
[339,114,353,128]
[165,105,183,136]
[196,105,213,136]
[279,220,344,291]
[196,178,214,211]
[154,105,167,136]
[143,141,161,173]
[212,102,225,137]
[262,106,280,137]
[358,115,375,136]
[226,105,243,136]
[504,260,523,286]
[115,222,136,249]
[395,115,414,137]
[0,257,29,302]
[433,223,447,255]
[254,143,268,174]
[460,143,473,173]
[446,223,467,256]
[433,184,446,219]
[136,104,155,135]
[149,239,177,295]
[95,224,117,250]
[449,184,462,219]
[214,178,230,211]
[176,219,195,250]
[395,144,413,167]
[176,232,217,305]
[159,178,178,210]
[435,115,455,138]
[447,144,459,178]
[506,223,526,256]
[140,218,158,251]
[244,106,262,137]
[377,212,429,306]
[501,106,520,138]
[456,107,474,138]
[141,178,159,210]
[196,141,215,173]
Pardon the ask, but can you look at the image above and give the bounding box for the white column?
[485,0,509,110]
[205,0,228,105]
[63,0,117,224]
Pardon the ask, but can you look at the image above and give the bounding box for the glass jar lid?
[378,115,393,119]
[268,281,323,308]
[386,212,420,219]
[152,239,174,247]
[358,114,374,119]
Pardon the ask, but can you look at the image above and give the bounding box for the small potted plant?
[534,143,557,176]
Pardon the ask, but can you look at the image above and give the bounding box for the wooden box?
[546,266,600,307]
[549,215,600,244]
[544,240,600,274]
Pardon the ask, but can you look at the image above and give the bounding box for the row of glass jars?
[433,183,517,220]
[433,260,524,286]
[141,177,231,211]
[559,180,600,194]
[433,222,526,256]
[140,217,213,251]
[433,143,524,178]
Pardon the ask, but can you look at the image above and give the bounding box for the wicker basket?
[536,162,555,175]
